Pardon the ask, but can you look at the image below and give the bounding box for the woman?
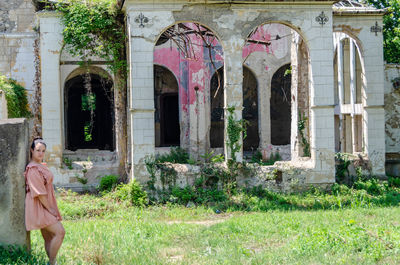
[25,137,65,265]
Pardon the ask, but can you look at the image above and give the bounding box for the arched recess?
[270,64,291,145]
[64,68,114,151]
[333,32,365,153]
[209,66,259,150]
[210,67,224,148]
[242,22,310,159]
[154,65,180,147]
[242,66,259,151]
[154,22,224,156]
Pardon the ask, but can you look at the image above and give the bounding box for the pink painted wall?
[153,23,290,143]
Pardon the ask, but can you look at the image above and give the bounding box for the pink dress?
[24,162,62,231]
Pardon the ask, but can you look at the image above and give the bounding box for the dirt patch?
[160,247,185,263]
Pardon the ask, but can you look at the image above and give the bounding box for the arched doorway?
[64,73,114,151]
[242,22,310,159]
[270,64,291,145]
[243,66,259,151]
[154,65,180,147]
[154,22,224,156]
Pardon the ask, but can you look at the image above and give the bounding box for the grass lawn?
[16,190,399,265]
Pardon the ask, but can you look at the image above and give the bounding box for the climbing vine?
[56,0,126,73]
[56,0,128,177]
[226,106,248,161]
[0,75,31,118]
[298,112,310,157]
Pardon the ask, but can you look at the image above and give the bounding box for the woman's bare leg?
[40,229,53,258]
[41,222,65,265]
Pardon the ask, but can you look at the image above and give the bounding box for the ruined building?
[0,0,398,189]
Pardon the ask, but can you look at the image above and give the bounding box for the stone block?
[0,118,29,247]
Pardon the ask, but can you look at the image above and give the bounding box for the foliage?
[366,0,400,63]
[201,150,224,163]
[0,245,47,265]
[99,174,119,192]
[62,157,73,170]
[130,179,148,207]
[388,176,400,187]
[76,174,88,185]
[56,0,126,74]
[226,106,248,161]
[298,112,310,157]
[156,147,191,164]
[335,152,351,183]
[250,150,281,165]
[144,155,157,192]
[0,75,31,118]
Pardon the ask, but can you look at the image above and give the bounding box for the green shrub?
[130,179,148,207]
[0,75,31,118]
[249,150,281,165]
[99,174,119,192]
[111,183,131,202]
[388,176,400,188]
[156,147,190,164]
[353,178,385,196]
[331,183,351,195]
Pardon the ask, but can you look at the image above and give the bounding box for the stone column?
[128,32,155,181]
[291,34,310,160]
[223,37,244,162]
[38,12,63,167]
[360,18,386,176]
[307,15,336,184]
[0,119,29,248]
[127,9,175,181]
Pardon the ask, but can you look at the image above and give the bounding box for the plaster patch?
[214,14,236,30]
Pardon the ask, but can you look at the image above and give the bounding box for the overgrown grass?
[4,179,400,264]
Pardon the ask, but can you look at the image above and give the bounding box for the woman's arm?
[38,195,58,216]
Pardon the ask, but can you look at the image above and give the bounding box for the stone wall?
[384,64,400,176]
[0,118,29,247]
[0,90,7,119]
[0,0,38,133]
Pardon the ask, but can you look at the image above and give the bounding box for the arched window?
[270,64,291,145]
[154,65,180,147]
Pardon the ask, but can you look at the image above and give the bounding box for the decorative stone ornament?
[315,11,329,26]
[370,21,382,36]
[392,77,400,90]
[134,13,149,28]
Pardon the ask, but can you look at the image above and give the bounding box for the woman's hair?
[31,137,47,150]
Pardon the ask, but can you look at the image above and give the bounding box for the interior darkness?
[64,74,114,151]
[154,65,180,147]
[161,94,180,145]
[270,64,291,145]
[210,67,224,148]
[242,66,259,151]
[210,67,259,150]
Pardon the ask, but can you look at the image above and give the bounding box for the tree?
[366,0,400,63]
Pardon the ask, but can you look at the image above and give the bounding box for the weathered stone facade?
[385,64,400,176]
[0,0,395,191]
[0,0,37,103]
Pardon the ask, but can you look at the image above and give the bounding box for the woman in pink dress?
[25,138,65,265]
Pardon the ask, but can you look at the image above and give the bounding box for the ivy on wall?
[0,75,31,118]
[56,0,126,74]
[55,0,128,177]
